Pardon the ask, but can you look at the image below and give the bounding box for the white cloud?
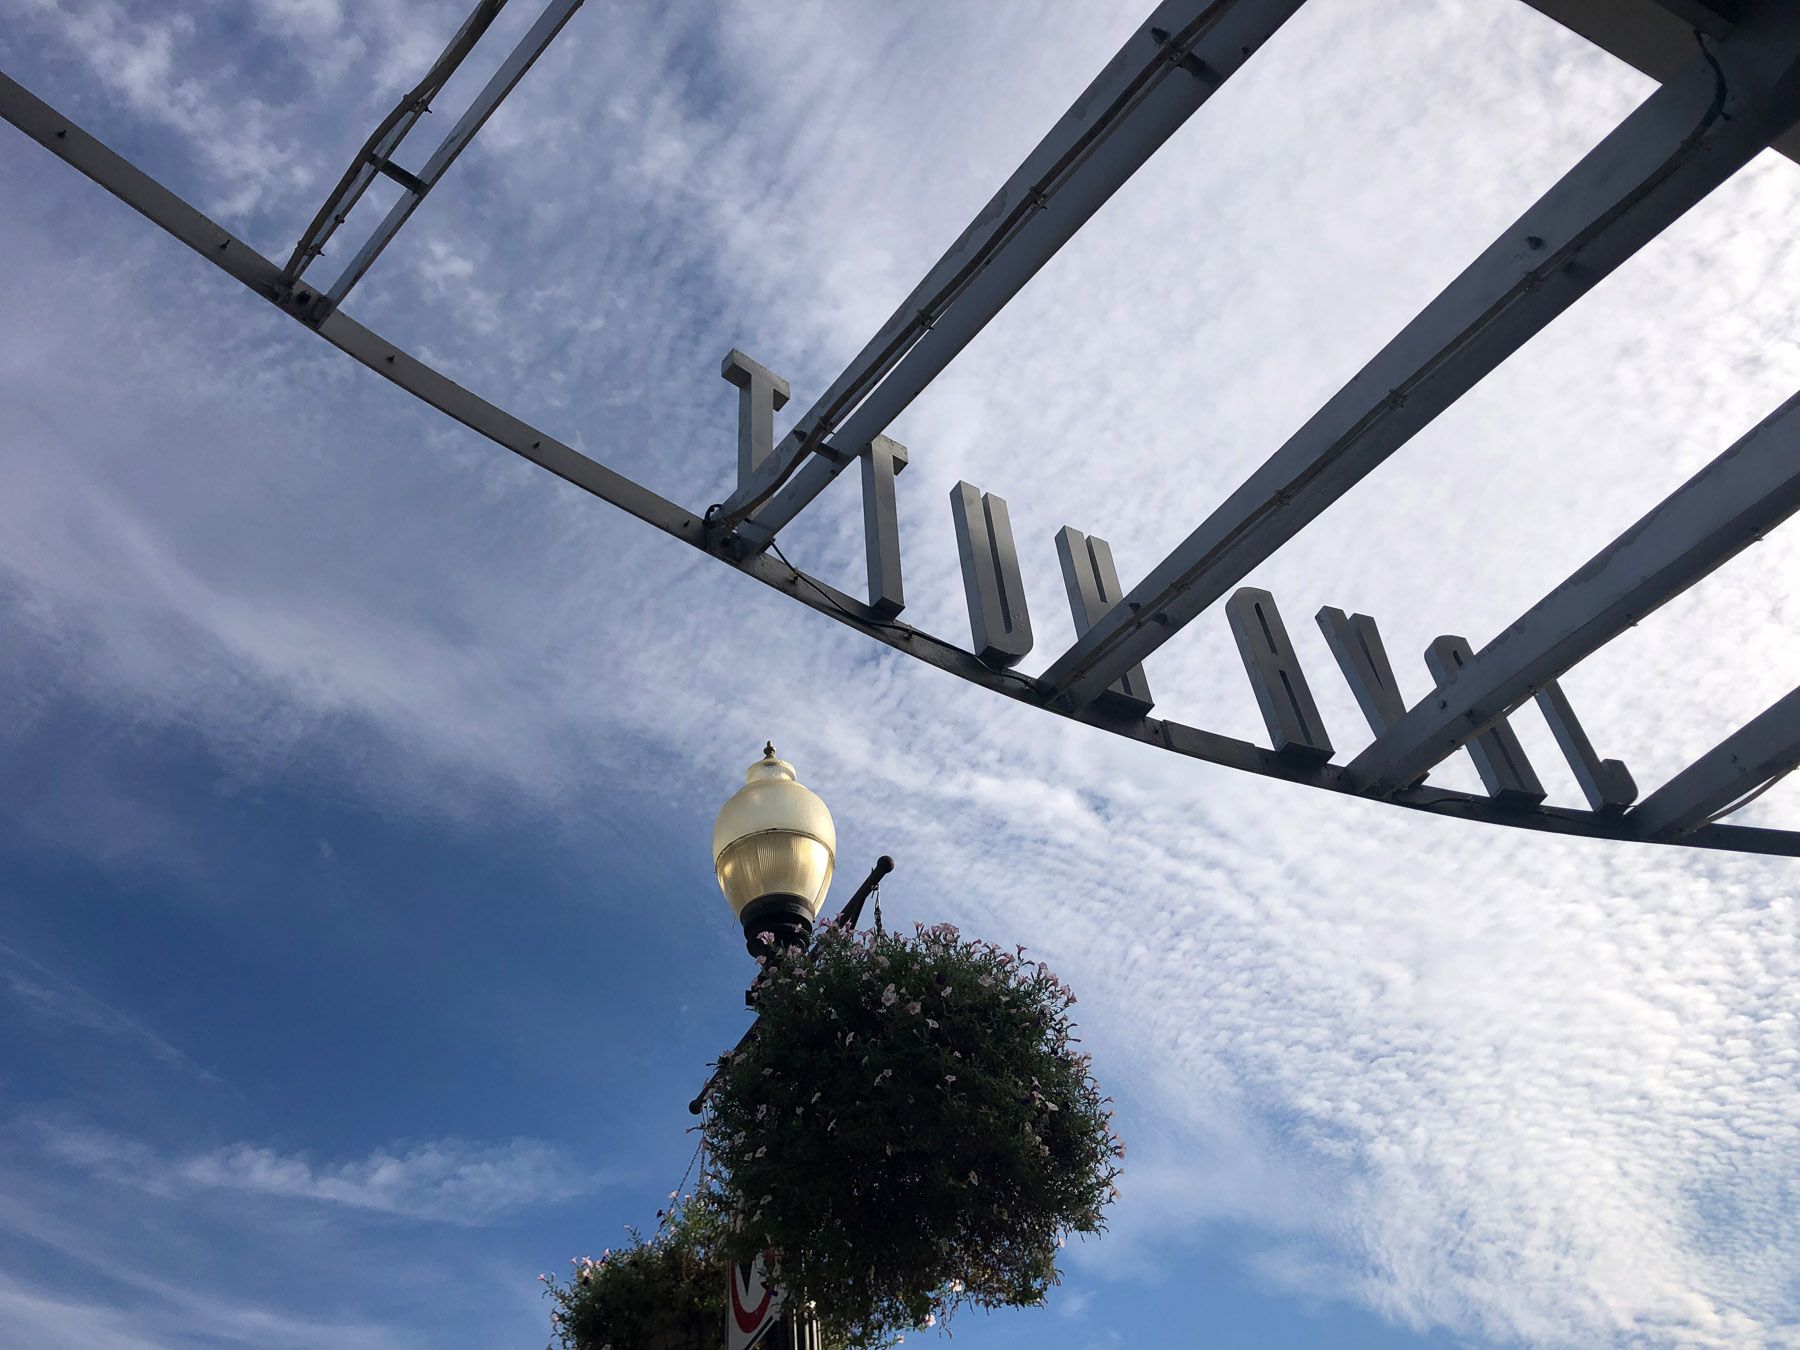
[39,1123,600,1224]
[0,1275,403,1350]
[0,941,216,1081]
[3,0,1800,1346]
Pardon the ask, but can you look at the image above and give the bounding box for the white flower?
[906,1000,922,1015]
[881,984,898,1007]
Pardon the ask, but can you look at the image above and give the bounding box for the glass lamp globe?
[712,743,837,952]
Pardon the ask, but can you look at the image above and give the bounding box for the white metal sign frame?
[3,0,1799,857]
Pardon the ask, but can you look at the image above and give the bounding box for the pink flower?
[906,1001,922,1015]
[881,984,898,1007]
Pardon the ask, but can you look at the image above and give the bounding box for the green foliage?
[543,1193,729,1350]
[703,921,1123,1345]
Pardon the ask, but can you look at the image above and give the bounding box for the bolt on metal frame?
[3,0,1799,857]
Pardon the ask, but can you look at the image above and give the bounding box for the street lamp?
[692,747,895,1118]
[712,742,837,955]
[707,742,890,1350]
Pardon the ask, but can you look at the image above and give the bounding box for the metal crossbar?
[1345,392,1800,797]
[714,0,1308,550]
[280,0,509,288]
[1037,6,1800,713]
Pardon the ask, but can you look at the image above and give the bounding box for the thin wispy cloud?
[39,1123,602,1225]
[0,1274,405,1350]
[0,941,215,1081]
[2,1,1799,1347]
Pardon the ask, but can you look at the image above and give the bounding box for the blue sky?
[2,1,1799,1347]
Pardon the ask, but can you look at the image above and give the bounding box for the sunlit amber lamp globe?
[711,744,836,954]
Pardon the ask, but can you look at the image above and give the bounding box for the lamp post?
[703,743,894,1350]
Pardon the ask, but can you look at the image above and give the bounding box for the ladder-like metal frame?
[3,0,1798,856]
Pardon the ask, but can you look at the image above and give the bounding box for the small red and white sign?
[727,1252,785,1350]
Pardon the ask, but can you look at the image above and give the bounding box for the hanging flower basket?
[702,921,1123,1344]
[544,1195,727,1350]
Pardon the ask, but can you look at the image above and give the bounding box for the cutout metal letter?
[1226,587,1332,761]
[861,434,909,618]
[951,482,1032,668]
[721,348,790,489]
[1056,527,1152,715]
[1424,636,1545,805]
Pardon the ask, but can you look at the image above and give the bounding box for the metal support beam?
[1038,10,1800,712]
[1522,0,1800,164]
[0,72,283,297]
[321,0,586,309]
[1346,390,1800,796]
[281,0,506,286]
[1631,688,1800,838]
[715,0,1310,550]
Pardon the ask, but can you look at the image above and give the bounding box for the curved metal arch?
[3,0,1799,857]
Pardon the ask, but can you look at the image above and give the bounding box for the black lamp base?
[739,894,815,956]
